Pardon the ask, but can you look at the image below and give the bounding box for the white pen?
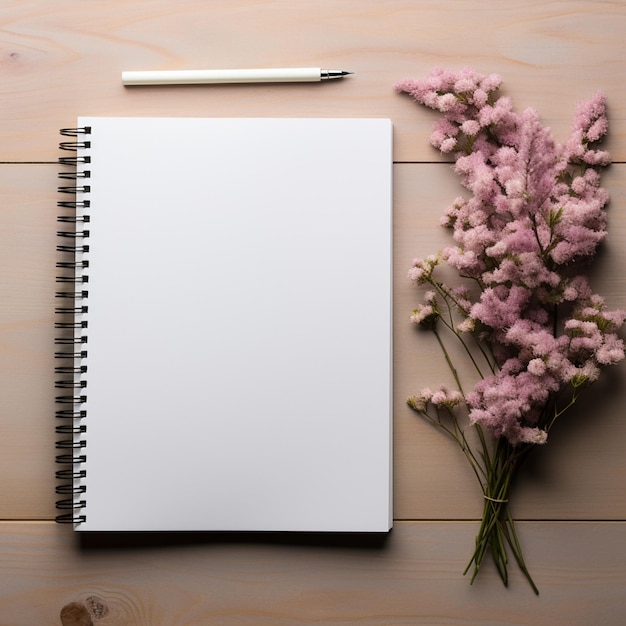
[122,67,353,86]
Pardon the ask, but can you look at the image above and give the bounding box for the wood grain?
[1,0,626,621]
[0,521,625,625]
[0,1,625,162]
[0,165,58,519]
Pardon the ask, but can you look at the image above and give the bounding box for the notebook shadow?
[77,529,392,552]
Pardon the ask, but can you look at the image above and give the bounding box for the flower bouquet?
[396,67,625,593]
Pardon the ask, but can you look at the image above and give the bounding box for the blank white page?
[74,117,392,531]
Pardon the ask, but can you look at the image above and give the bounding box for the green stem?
[545,385,580,432]
[414,406,487,485]
[463,439,539,594]
[429,279,495,376]
[446,408,488,483]
[433,327,465,396]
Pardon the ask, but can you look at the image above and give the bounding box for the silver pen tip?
[322,69,354,80]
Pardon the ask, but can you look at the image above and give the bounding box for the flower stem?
[463,439,539,594]
[433,327,465,396]
[429,279,495,376]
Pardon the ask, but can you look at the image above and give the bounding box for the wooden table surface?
[1,1,625,624]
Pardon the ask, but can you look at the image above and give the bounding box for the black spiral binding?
[55,126,91,524]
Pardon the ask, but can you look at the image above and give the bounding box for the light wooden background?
[1,1,625,624]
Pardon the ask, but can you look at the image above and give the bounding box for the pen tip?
[321,69,354,80]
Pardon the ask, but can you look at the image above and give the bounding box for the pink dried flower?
[440,137,457,153]
[410,304,438,328]
[527,358,547,376]
[596,334,625,365]
[398,67,625,593]
[408,254,440,283]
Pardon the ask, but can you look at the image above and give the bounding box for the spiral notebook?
[55,117,392,532]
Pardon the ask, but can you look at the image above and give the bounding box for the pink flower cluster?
[408,386,464,413]
[399,67,625,446]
